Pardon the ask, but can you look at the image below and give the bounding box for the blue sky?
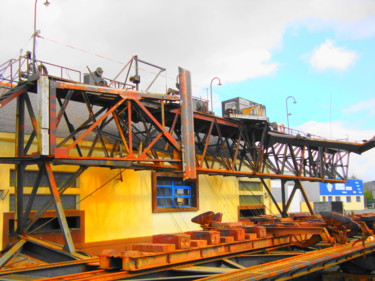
[217,28,375,133]
[1,0,375,180]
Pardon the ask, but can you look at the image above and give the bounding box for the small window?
[9,194,77,211]
[356,196,361,203]
[346,196,351,203]
[335,196,340,202]
[239,195,263,205]
[152,172,198,213]
[239,181,262,191]
[328,196,332,202]
[10,170,78,188]
[322,196,326,202]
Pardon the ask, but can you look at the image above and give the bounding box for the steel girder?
[0,66,370,183]
[1,56,374,267]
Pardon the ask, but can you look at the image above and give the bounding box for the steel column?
[179,67,196,180]
[15,92,25,234]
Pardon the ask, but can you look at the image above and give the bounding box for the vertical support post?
[284,181,298,214]
[260,178,283,216]
[280,179,288,218]
[49,80,57,155]
[179,67,196,180]
[15,93,25,234]
[134,55,139,91]
[127,99,134,159]
[37,75,50,155]
[296,180,315,215]
[44,163,76,254]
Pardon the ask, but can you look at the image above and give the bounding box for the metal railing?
[0,55,135,94]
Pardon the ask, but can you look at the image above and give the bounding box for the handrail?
[0,55,134,90]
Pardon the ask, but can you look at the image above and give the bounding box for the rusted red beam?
[54,81,179,101]
[179,67,197,180]
[100,236,291,271]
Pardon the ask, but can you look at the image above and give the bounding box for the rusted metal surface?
[178,67,197,180]
[99,235,291,271]
[196,238,375,281]
[0,55,375,278]
[1,61,371,183]
[321,211,361,243]
[2,212,375,279]
[322,272,375,281]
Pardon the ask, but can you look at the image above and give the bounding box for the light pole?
[33,0,50,72]
[209,77,222,113]
[286,96,297,133]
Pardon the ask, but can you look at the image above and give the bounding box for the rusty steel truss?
[0,54,375,266]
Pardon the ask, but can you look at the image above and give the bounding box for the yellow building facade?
[0,132,272,249]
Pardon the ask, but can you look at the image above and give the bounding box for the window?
[239,181,262,191]
[10,170,78,188]
[152,172,198,213]
[335,196,341,202]
[322,196,326,202]
[346,196,351,203]
[239,195,263,205]
[328,196,332,202]
[9,194,77,211]
[356,196,361,203]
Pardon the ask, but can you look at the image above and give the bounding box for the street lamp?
[209,77,222,113]
[286,96,297,133]
[33,0,50,72]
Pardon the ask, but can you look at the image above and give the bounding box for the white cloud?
[308,39,357,70]
[1,0,375,93]
[296,120,375,181]
[343,97,375,116]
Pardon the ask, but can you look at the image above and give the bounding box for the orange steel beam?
[100,236,292,271]
[53,81,179,101]
[197,238,375,281]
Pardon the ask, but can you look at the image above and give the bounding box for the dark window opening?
[9,194,77,211]
[239,208,265,218]
[10,170,78,188]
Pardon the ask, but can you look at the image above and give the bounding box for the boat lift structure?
[0,54,375,279]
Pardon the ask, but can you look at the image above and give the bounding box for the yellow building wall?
[0,132,264,244]
[269,201,314,215]
[319,196,364,211]
[300,201,314,213]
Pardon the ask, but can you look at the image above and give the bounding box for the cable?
[241,180,276,217]
[28,168,126,235]
[36,35,230,100]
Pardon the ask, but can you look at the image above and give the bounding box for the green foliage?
[364,189,374,199]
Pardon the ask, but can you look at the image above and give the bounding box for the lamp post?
[209,77,222,113]
[33,0,50,72]
[286,96,297,133]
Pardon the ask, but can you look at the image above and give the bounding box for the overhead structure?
[0,54,374,266]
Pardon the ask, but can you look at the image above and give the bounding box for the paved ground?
[350,208,375,214]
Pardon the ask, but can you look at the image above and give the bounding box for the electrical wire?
[28,168,126,235]
[36,35,231,101]
[241,180,276,217]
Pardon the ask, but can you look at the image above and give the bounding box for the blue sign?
[320,179,363,196]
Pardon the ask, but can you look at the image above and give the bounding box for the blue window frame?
[153,173,198,213]
[157,180,192,208]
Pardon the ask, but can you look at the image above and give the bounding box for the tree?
[364,189,373,199]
